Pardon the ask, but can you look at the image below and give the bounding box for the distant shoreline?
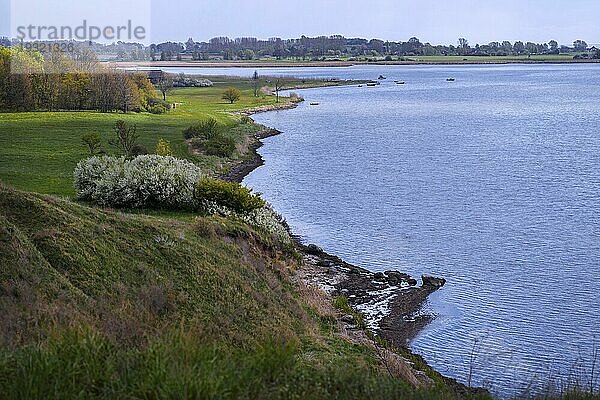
[111,58,600,69]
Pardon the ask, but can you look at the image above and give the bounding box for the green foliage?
[204,134,236,157]
[0,182,577,400]
[81,132,102,156]
[0,47,156,112]
[0,78,320,196]
[0,329,476,400]
[240,115,253,124]
[183,117,221,140]
[110,120,140,156]
[196,178,265,213]
[147,104,169,114]
[222,87,241,104]
[146,97,171,114]
[333,296,366,330]
[155,138,173,156]
[129,143,149,156]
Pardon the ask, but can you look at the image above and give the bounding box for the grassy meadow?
[0,77,287,196]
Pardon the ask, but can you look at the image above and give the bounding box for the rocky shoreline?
[299,243,446,347]
[224,103,448,350]
[222,96,488,396]
[223,126,281,183]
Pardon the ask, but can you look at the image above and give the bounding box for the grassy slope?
[0,78,288,196]
[0,183,468,399]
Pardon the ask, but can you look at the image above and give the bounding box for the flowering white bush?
[197,199,291,245]
[237,205,292,245]
[74,155,203,209]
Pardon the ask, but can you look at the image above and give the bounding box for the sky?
[1,0,599,46]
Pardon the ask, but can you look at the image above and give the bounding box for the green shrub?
[205,135,236,157]
[129,144,149,156]
[146,98,170,114]
[155,138,173,156]
[148,104,169,114]
[196,179,265,213]
[81,132,103,155]
[146,97,171,112]
[110,120,140,156]
[240,115,253,124]
[183,117,221,140]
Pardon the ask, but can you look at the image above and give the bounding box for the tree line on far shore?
[0,46,164,113]
[151,36,599,62]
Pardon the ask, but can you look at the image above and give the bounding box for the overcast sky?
[1,0,599,45]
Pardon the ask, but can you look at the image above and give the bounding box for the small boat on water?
[378,75,387,80]
[446,78,456,82]
[309,102,320,106]
[366,82,378,87]
[395,81,406,85]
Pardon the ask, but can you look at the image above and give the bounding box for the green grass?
[0,78,287,197]
[0,183,477,400]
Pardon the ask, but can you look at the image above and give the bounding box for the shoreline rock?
[297,243,445,346]
[223,127,281,183]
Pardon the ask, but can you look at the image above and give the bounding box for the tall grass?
[0,329,469,400]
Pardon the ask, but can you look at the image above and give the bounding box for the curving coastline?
[220,98,488,396]
[223,98,446,346]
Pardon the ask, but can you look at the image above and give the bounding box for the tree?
[274,79,284,103]
[501,41,513,55]
[110,120,140,156]
[525,42,538,54]
[548,40,559,54]
[573,40,588,52]
[222,87,241,104]
[185,38,196,53]
[513,41,525,54]
[81,132,103,155]
[155,138,173,156]
[458,38,469,55]
[155,74,173,101]
[251,70,260,97]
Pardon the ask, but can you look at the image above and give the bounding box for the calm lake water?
[168,64,600,396]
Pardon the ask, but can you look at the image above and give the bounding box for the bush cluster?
[204,135,236,157]
[184,118,236,158]
[196,178,265,213]
[74,156,265,214]
[74,155,203,209]
[183,118,221,140]
[146,98,171,114]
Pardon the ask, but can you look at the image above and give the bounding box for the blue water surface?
[169,64,600,396]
